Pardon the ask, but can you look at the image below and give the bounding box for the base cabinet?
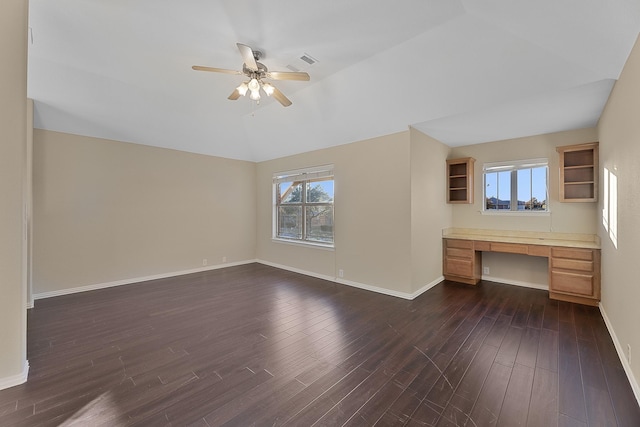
[443,239,481,285]
[549,247,600,306]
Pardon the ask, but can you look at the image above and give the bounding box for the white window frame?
[482,158,549,214]
[272,165,334,248]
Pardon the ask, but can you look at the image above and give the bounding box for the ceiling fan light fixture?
[249,89,261,101]
[262,82,275,96]
[248,78,261,101]
[236,81,249,96]
[248,78,260,92]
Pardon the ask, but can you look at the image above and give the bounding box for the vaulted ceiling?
[28,0,640,162]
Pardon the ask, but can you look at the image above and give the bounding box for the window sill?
[481,210,550,217]
[271,238,335,251]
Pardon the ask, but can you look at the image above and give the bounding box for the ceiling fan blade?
[228,89,241,100]
[237,43,258,71]
[271,86,292,107]
[192,65,241,75]
[266,71,310,81]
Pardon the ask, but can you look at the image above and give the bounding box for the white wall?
[0,0,29,389]
[597,33,640,398]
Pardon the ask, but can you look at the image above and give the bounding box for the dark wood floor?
[1,264,638,426]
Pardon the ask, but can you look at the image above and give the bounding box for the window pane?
[277,206,302,239]
[497,171,511,210]
[517,169,531,210]
[483,163,547,212]
[279,181,302,203]
[306,179,334,203]
[306,206,333,243]
[274,169,334,245]
[485,172,498,210]
[531,167,547,210]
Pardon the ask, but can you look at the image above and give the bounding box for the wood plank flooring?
[1,263,638,426]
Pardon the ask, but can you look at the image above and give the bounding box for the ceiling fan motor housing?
[243,62,269,82]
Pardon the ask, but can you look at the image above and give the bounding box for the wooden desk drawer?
[528,245,550,257]
[550,271,594,297]
[551,258,593,273]
[445,239,473,250]
[490,242,528,254]
[445,258,474,278]
[446,247,473,259]
[551,247,593,261]
[474,241,491,251]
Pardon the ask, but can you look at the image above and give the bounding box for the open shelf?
[446,158,475,204]
[557,142,598,202]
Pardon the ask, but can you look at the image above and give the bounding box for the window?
[273,166,334,246]
[483,159,548,212]
[602,167,618,248]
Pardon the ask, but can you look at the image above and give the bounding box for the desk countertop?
[442,228,600,249]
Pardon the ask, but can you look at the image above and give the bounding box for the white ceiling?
[28,0,640,162]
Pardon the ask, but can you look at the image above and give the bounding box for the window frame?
[272,165,334,248]
[482,158,549,214]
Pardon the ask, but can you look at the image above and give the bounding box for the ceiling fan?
[192,43,310,107]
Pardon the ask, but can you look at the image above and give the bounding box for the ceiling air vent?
[286,53,318,72]
[300,54,316,65]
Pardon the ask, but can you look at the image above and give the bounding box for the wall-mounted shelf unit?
[557,142,598,202]
[446,157,475,204]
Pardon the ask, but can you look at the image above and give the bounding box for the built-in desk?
[443,228,601,306]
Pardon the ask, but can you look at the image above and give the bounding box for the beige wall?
[0,0,28,386]
[27,99,34,307]
[450,128,599,233]
[256,131,413,294]
[410,128,452,291]
[597,34,640,392]
[256,129,451,296]
[449,128,599,287]
[33,130,256,294]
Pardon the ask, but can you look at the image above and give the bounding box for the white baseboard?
[336,276,445,300]
[335,277,415,300]
[410,276,445,299]
[33,260,257,301]
[257,259,443,300]
[481,275,548,291]
[256,259,336,283]
[0,360,29,391]
[32,259,438,303]
[599,303,640,406]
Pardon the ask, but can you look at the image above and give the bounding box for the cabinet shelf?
[564,165,594,170]
[446,158,475,204]
[564,181,595,185]
[557,142,598,202]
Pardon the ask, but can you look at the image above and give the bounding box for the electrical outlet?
[483,267,490,275]
[202,259,208,266]
[338,269,344,278]
[222,256,227,263]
